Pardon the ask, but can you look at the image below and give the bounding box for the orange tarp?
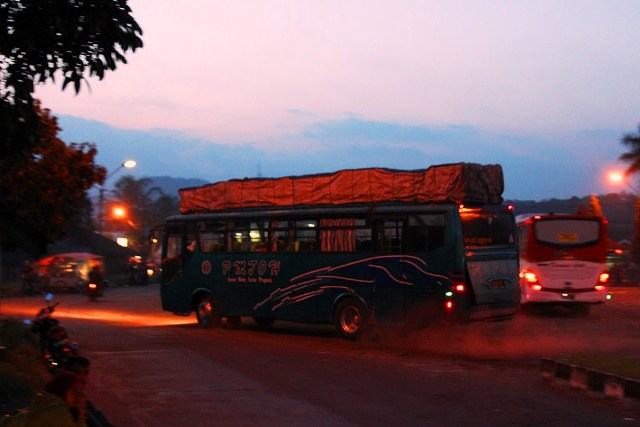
[179,162,504,213]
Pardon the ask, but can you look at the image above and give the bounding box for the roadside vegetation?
[0,318,47,414]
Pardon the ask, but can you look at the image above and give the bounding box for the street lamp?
[608,170,639,194]
[98,160,137,234]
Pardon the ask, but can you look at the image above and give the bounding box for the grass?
[558,355,640,380]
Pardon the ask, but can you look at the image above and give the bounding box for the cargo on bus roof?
[178,162,505,214]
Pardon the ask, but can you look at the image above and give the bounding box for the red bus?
[517,213,610,315]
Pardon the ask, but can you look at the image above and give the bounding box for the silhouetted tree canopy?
[0,0,143,156]
[0,103,106,256]
[0,1,142,256]
[620,124,640,176]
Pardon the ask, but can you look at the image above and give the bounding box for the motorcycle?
[28,293,79,373]
[86,281,103,301]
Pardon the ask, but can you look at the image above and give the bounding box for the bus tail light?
[453,283,465,293]
[520,270,539,284]
[445,300,454,311]
[598,272,609,284]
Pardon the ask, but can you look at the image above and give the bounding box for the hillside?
[148,176,208,197]
[146,176,636,243]
[512,193,635,242]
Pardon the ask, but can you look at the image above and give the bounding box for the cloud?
[57,115,627,201]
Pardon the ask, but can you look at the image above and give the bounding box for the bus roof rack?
[178,162,504,214]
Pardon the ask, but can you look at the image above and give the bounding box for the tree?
[0,1,142,256]
[620,124,640,176]
[620,125,640,264]
[108,176,178,248]
[633,198,640,265]
[0,103,106,256]
[0,0,143,156]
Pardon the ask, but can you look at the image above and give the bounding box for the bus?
[516,213,610,314]
[155,164,520,338]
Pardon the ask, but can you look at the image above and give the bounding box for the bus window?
[460,209,515,248]
[249,220,269,252]
[376,219,403,253]
[407,214,445,252]
[535,219,600,246]
[270,220,291,252]
[319,218,357,252]
[356,222,372,252]
[198,221,226,253]
[295,219,317,252]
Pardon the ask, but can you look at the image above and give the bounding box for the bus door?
[160,222,194,314]
[459,207,520,313]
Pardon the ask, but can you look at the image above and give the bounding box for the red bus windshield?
[518,216,607,263]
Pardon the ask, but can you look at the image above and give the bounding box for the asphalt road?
[2,285,640,426]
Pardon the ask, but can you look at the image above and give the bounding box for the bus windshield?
[460,207,516,248]
[534,218,600,247]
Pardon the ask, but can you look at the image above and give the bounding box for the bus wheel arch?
[193,292,221,328]
[333,296,369,340]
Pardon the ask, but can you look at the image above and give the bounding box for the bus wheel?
[334,298,367,340]
[195,295,220,328]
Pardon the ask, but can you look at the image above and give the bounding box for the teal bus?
[156,163,520,338]
[156,201,520,339]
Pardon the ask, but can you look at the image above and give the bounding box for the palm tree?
[620,124,640,175]
[620,125,640,265]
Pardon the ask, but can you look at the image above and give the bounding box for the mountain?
[148,176,208,197]
[145,176,636,242]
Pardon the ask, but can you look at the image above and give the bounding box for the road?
[2,286,640,426]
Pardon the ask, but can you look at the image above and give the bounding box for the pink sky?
[33,1,640,200]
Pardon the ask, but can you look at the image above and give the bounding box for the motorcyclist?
[87,266,104,296]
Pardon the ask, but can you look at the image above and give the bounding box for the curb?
[541,358,640,406]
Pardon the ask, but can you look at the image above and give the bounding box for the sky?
[33,0,640,201]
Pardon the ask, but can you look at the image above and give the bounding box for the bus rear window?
[535,219,600,246]
[461,209,515,248]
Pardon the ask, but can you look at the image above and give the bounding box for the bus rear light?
[520,270,538,283]
[531,284,542,291]
[598,272,609,284]
[453,283,465,293]
[594,284,607,291]
[445,300,454,311]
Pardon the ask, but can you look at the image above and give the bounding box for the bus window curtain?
[320,218,356,252]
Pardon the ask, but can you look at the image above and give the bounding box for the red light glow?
[520,270,538,283]
[445,300,454,310]
[598,273,610,283]
[454,284,465,292]
[594,285,607,291]
[531,284,542,291]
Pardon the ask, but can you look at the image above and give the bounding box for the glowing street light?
[608,170,638,194]
[98,160,137,234]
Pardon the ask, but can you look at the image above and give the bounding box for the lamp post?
[608,170,638,194]
[98,160,136,235]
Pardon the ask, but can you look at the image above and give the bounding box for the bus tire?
[334,298,368,340]
[195,294,221,328]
